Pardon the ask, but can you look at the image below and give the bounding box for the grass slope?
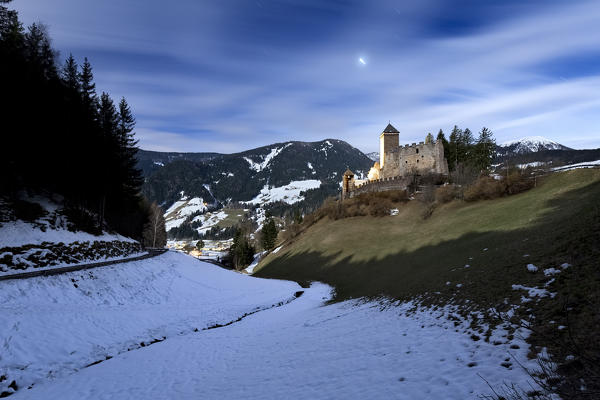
[256,169,600,396]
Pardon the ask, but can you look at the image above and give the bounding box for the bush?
[464,172,535,202]
[464,176,505,201]
[435,185,456,204]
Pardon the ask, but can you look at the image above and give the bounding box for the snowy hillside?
[163,194,209,231]
[0,251,538,399]
[246,180,322,205]
[0,197,143,276]
[0,251,300,397]
[365,151,379,162]
[498,136,570,155]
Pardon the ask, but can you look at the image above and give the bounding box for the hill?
[255,169,600,397]
[141,139,373,237]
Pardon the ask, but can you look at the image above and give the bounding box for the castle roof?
[382,123,399,133]
[343,168,354,176]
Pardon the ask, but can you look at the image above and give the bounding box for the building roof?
[383,123,399,133]
[343,168,354,176]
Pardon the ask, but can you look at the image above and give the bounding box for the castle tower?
[379,123,399,168]
[342,168,355,199]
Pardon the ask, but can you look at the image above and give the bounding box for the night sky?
[12,0,600,153]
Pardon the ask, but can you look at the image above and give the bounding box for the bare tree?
[143,202,166,248]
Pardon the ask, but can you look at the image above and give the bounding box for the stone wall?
[381,139,448,178]
[379,132,399,168]
[348,175,412,198]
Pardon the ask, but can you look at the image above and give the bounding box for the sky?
[12,0,600,153]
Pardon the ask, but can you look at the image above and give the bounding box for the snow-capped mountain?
[139,139,373,237]
[365,152,379,162]
[497,136,571,156]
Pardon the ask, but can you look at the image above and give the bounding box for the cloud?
[12,0,600,153]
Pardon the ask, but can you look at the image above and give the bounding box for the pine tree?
[448,125,462,171]
[99,92,118,137]
[24,23,57,79]
[474,127,495,172]
[61,53,79,92]
[79,57,97,116]
[261,217,278,251]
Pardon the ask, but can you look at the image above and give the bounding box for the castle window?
[405,161,408,163]
[416,148,419,154]
[422,155,424,158]
[417,159,419,163]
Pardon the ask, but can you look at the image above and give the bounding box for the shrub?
[435,185,456,204]
[464,176,505,201]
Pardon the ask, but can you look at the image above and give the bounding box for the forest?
[0,0,161,242]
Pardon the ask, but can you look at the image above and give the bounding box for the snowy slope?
[0,251,300,396]
[365,151,379,162]
[11,282,539,400]
[246,180,322,205]
[164,195,208,231]
[499,136,570,154]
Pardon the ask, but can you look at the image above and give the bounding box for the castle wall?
[349,175,412,198]
[381,140,448,178]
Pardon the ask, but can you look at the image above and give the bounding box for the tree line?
[434,126,496,173]
[0,1,165,246]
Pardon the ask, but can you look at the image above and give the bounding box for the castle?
[342,123,449,198]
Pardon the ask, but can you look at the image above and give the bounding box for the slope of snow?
[14,282,538,400]
[192,210,228,235]
[246,180,322,205]
[0,251,300,395]
[552,159,600,171]
[243,144,292,172]
[0,220,136,248]
[164,197,207,231]
[0,196,136,248]
[365,151,379,162]
[499,136,565,153]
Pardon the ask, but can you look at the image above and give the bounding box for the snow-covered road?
[3,252,537,399]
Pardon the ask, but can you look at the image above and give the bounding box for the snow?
[512,284,551,298]
[499,136,564,152]
[9,279,538,400]
[543,268,561,276]
[0,220,135,248]
[244,144,292,172]
[307,162,316,174]
[244,250,267,274]
[192,210,228,235]
[153,161,164,167]
[527,263,538,272]
[246,180,322,205]
[0,251,300,396]
[164,197,207,231]
[272,245,282,254]
[0,250,147,277]
[552,159,600,171]
[517,161,545,169]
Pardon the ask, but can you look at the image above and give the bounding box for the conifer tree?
[448,125,462,170]
[261,217,278,251]
[474,127,495,172]
[24,23,57,79]
[61,53,79,92]
[79,57,97,116]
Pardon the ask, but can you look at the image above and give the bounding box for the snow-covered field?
[164,196,208,231]
[246,179,321,205]
[1,251,538,399]
[0,252,299,397]
[552,159,600,171]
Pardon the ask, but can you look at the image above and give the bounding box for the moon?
[359,57,366,65]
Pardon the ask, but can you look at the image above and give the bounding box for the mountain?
[496,136,571,157]
[136,150,221,176]
[140,139,373,236]
[365,152,379,162]
[494,136,600,167]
